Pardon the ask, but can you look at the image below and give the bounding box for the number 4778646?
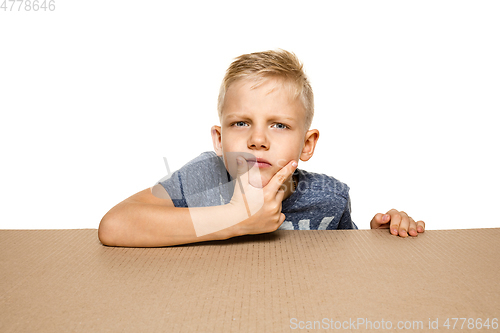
[1,0,56,11]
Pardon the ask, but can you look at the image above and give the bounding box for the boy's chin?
[248,176,269,189]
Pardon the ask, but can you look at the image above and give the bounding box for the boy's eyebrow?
[225,113,297,122]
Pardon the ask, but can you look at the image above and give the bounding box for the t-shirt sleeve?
[337,195,358,230]
[156,152,233,208]
[159,170,188,207]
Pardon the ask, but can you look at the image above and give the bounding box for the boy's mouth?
[246,158,272,168]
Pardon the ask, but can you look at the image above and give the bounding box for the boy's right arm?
[98,186,236,247]
[98,158,297,247]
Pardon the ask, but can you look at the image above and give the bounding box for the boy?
[98,49,425,247]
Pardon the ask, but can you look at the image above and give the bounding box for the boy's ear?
[300,129,320,162]
[211,125,223,156]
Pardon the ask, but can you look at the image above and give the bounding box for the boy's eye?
[234,121,248,127]
[272,123,288,129]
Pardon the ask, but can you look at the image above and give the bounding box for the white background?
[1,0,499,230]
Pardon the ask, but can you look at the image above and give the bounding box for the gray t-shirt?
[158,151,357,230]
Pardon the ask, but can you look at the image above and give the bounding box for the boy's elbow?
[98,212,120,246]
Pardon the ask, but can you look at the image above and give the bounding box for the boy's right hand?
[228,156,298,236]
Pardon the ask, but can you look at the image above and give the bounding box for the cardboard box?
[1,229,499,332]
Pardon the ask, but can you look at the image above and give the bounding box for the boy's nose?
[248,129,269,150]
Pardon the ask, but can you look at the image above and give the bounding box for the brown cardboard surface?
[1,229,499,332]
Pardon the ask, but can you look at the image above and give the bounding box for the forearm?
[98,202,246,247]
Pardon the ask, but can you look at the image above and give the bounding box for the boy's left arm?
[370,209,425,237]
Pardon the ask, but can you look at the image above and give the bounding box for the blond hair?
[217,49,314,130]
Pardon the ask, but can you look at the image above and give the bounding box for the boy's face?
[212,77,319,190]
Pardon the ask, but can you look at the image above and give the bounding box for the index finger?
[267,160,298,193]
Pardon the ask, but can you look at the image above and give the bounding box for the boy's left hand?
[370,209,425,237]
